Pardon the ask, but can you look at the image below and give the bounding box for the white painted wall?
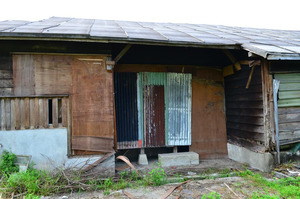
[0,128,68,170]
[0,128,115,175]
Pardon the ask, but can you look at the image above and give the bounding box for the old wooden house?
[0,17,300,172]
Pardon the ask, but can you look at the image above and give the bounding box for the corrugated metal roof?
[1,16,300,60]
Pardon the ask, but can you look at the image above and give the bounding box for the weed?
[0,150,19,175]
[25,193,41,199]
[201,191,221,199]
[220,168,232,177]
[147,163,167,186]
[237,166,254,177]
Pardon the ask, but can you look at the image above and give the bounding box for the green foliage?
[220,168,232,177]
[0,150,19,175]
[241,169,300,198]
[25,193,41,199]
[237,166,254,177]
[201,191,221,199]
[1,169,56,196]
[146,163,167,186]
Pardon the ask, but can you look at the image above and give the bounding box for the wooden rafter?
[114,44,132,63]
[223,49,241,71]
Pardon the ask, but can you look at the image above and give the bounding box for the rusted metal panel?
[144,85,165,147]
[114,72,139,149]
[167,73,192,146]
[138,72,167,148]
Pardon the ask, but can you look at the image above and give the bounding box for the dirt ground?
[44,158,256,199]
[48,176,251,199]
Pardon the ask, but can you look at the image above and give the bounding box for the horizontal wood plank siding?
[274,74,300,144]
[0,54,13,96]
[0,70,13,96]
[225,64,265,148]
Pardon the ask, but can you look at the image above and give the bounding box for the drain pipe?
[273,79,280,164]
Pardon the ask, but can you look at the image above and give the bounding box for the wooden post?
[261,60,275,152]
[52,98,58,128]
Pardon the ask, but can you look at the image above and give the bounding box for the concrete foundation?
[158,152,199,167]
[138,154,148,165]
[0,128,115,175]
[227,143,275,172]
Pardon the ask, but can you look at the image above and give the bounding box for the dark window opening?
[58,98,62,124]
[48,99,53,125]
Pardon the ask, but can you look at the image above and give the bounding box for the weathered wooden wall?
[12,54,114,154]
[190,69,227,159]
[116,64,228,158]
[0,54,13,96]
[71,57,114,154]
[224,64,265,152]
[0,97,69,130]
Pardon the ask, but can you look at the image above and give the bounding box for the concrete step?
[158,152,199,167]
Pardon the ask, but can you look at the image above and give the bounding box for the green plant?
[201,191,221,199]
[0,150,19,175]
[147,163,167,186]
[1,169,56,197]
[25,193,41,199]
[237,166,254,177]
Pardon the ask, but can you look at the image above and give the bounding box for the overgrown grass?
[1,151,299,198]
[0,157,170,197]
[0,150,19,175]
[237,167,300,198]
[201,191,221,199]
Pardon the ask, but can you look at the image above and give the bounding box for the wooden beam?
[246,65,256,89]
[245,60,261,89]
[114,44,132,63]
[223,65,234,77]
[223,49,241,71]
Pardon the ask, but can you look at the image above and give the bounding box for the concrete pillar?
[173,146,178,153]
[138,148,148,165]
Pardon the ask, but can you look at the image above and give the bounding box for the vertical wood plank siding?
[11,55,114,154]
[274,73,300,144]
[224,64,265,150]
[0,96,69,130]
[114,72,139,149]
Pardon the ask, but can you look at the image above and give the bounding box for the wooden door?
[71,57,114,154]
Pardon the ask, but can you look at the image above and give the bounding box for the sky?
[1,0,300,30]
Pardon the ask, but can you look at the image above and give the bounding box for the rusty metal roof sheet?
[1,16,300,60]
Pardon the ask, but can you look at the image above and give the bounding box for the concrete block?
[158,152,199,167]
[138,154,148,165]
[227,143,275,172]
[66,155,115,177]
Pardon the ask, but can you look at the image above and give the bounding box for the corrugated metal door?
[144,85,165,147]
[114,72,139,149]
[167,73,192,146]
